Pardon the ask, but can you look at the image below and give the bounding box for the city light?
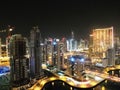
[53,41,57,45]
[0,66,10,74]
[9,28,13,31]
[34,86,40,90]
[80,58,84,62]
[0,25,120,90]
[70,57,75,62]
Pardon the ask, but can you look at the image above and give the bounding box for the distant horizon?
[0,25,120,44]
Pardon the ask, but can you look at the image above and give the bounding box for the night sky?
[0,0,120,39]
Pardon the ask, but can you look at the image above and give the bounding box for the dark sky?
[0,0,120,39]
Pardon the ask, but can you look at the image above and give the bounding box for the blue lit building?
[30,26,43,80]
[67,31,78,51]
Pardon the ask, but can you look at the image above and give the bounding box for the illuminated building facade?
[44,38,53,65]
[92,27,114,66]
[52,39,59,66]
[78,39,89,52]
[114,37,120,64]
[0,39,8,57]
[107,48,115,66]
[92,27,114,58]
[67,31,78,51]
[9,34,29,87]
[0,38,1,57]
[57,41,66,70]
[42,38,53,64]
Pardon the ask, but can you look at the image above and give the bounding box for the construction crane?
[0,25,14,37]
[0,25,15,58]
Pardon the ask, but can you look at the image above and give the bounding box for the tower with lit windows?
[52,39,58,66]
[9,34,29,87]
[67,31,77,51]
[57,41,66,70]
[0,38,1,57]
[91,26,115,66]
[45,38,53,65]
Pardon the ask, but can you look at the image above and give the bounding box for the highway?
[85,70,120,82]
[28,69,105,90]
[1,57,120,90]
[28,67,120,90]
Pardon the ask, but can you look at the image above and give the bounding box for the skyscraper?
[0,38,1,57]
[57,39,67,70]
[9,34,29,87]
[67,31,78,51]
[30,26,42,80]
[92,27,114,54]
[91,26,114,66]
[52,39,58,66]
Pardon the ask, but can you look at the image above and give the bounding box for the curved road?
[28,73,105,90]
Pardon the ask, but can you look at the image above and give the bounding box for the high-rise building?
[67,31,78,51]
[107,48,115,66]
[30,26,42,80]
[56,38,68,70]
[91,26,115,66]
[52,39,58,66]
[61,37,67,52]
[44,38,53,65]
[0,38,1,57]
[78,39,89,52]
[9,34,29,87]
[92,27,114,56]
[57,41,65,70]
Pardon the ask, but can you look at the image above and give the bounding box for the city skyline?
[0,0,120,39]
[0,22,120,89]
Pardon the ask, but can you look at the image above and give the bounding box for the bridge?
[28,65,120,90]
[85,70,120,83]
[28,69,105,90]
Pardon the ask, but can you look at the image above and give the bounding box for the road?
[28,70,105,90]
[85,70,120,82]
